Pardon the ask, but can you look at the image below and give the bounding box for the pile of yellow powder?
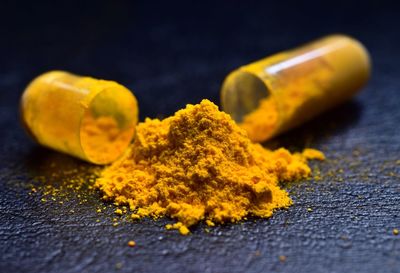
[95,99,324,234]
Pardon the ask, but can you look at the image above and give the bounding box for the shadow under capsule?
[262,100,363,151]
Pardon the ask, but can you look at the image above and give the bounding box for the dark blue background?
[0,1,399,272]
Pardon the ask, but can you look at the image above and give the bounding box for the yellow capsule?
[21,71,138,164]
[221,34,371,142]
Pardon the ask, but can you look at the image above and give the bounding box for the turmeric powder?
[80,113,134,164]
[239,97,280,142]
[95,100,323,234]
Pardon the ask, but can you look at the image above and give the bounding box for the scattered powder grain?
[279,255,287,262]
[95,100,324,234]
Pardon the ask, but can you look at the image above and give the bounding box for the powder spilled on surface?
[95,100,324,234]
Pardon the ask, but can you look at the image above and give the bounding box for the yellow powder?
[166,222,190,236]
[240,97,280,142]
[95,100,323,234]
[239,85,323,142]
[80,114,133,164]
[302,148,325,161]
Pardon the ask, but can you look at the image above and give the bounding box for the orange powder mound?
[95,100,323,234]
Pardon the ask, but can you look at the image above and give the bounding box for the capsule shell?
[21,71,138,164]
[221,35,371,142]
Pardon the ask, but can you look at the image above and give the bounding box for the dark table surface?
[1,1,399,272]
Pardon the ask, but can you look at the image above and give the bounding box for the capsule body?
[221,35,370,142]
[21,71,138,164]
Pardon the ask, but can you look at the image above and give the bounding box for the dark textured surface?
[1,1,399,273]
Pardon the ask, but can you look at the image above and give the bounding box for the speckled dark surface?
[0,1,399,273]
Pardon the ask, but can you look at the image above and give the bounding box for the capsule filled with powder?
[221,34,371,142]
[21,71,138,164]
